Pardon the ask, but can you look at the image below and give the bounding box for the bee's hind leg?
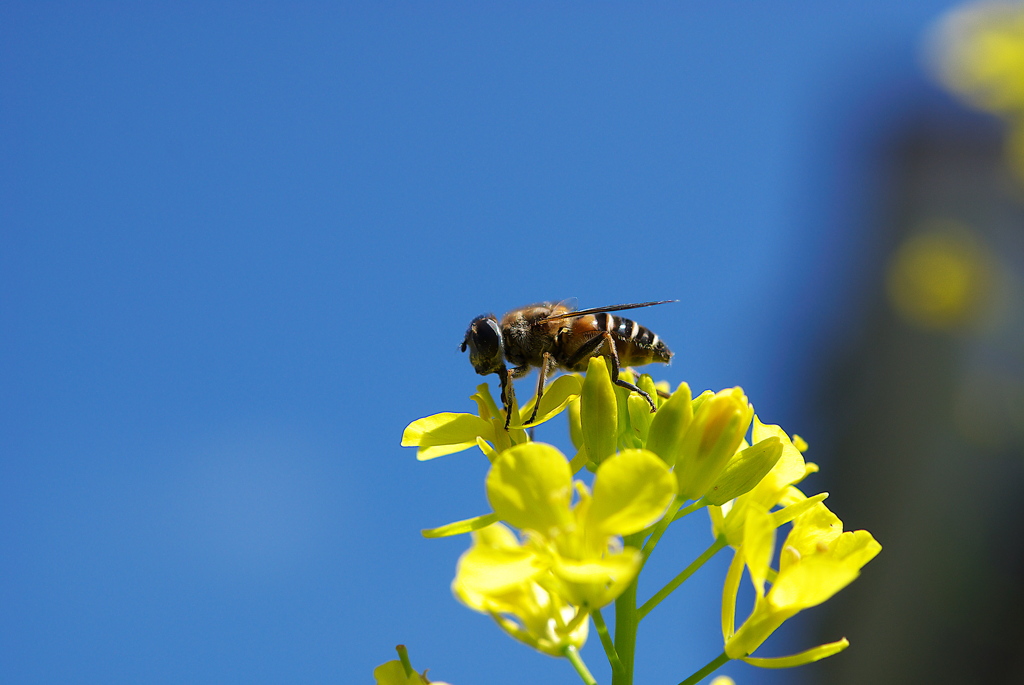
[564,332,657,413]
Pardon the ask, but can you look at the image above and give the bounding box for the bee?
[460,300,675,429]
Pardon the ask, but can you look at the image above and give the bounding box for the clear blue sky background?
[2,2,964,684]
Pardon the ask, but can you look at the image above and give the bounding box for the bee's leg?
[497,366,516,430]
[502,365,529,430]
[525,353,555,426]
[565,332,657,413]
[562,332,609,368]
[606,334,658,412]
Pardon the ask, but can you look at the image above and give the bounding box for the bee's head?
[461,314,505,375]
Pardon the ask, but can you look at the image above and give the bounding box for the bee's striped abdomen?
[593,313,673,367]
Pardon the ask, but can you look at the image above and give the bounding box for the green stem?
[612,533,643,685]
[677,651,730,685]
[637,537,726,621]
[564,644,598,685]
[591,608,623,678]
[640,498,682,562]
[395,645,414,677]
[673,498,707,522]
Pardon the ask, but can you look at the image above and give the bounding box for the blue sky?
[2,2,966,683]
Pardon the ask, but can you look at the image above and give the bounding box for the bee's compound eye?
[464,314,503,375]
[473,317,501,349]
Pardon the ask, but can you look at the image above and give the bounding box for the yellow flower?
[484,442,677,609]
[452,522,587,657]
[931,2,1024,181]
[709,417,820,547]
[721,502,881,666]
[933,1,1024,115]
[886,224,995,331]
[402,378,580,460]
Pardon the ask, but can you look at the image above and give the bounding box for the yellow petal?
[586,449,677,537]
[452,525,546,612]
[741,505,776,596]
[512,375,581,428]
[402,412,494,460]
[415,443,479,461]
[741,637,849,668]
[421,512,499,538]
[551,548,642,608]
[784,501,843,558]
[768,556,860,611]
[721,546,745,641]
[486,443,573,534]
[749,417,807,497]
[832,530,882,567]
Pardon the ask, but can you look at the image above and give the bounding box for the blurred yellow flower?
[886,222,995,330]
[933,1,1024,114]
[932,1,1024,181]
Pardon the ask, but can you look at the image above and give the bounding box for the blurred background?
[2,2,1022,684]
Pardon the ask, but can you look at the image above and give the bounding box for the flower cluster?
[398,357,880,684]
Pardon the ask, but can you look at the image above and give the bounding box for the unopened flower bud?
[581,357,618,464]
[704,436,783,505]
[675,387,754,500]
[644,382,693,466]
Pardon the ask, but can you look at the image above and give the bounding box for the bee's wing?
[554,297,578,312]
[538,300,676,322]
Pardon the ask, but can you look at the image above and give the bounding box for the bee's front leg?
[501,365,529,430]
[524,353,556,426]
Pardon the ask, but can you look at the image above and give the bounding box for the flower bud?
[674,387,754,500]
[581,357,617,464]
[637,374,660,409]
[613,369,635,441]
[627,394,653,446]
[703,436,783,505]
[644,382,693,466]
[567,395,583,451]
